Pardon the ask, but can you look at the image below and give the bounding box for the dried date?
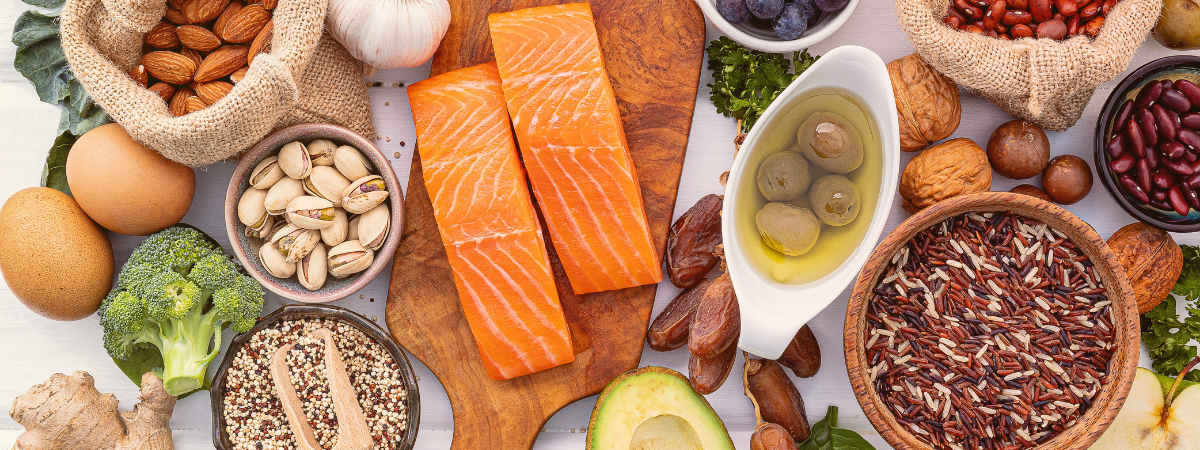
[689,341,737,394]
[647,278,713,352]
[750,423,797,450]
[776,325,821,378]
[689,273,740,359]
[744,357,811,443]
[667,194,723,289]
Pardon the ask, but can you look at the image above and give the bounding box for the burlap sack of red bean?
[895,0,1161,131]
[59,0,375,166]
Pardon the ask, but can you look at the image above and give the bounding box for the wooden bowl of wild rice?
[843,191,1139,450]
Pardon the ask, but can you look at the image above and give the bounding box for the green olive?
[756,202,821,256]
[796,112,863,173]
[756,151,812,202]
[807,174,860,226]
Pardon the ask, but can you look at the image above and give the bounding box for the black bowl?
[210,304,421,450]
[1094,55,1200,232]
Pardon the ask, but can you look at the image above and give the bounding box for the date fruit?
[750,423,797,450]
[744,357,811,443]
[689,274,740,359]
[776,324,821,378]
[667,194,723,289]
[648,278,713,352]
[689,341,737,395]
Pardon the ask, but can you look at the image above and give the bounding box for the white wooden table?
[1,1,1197,448]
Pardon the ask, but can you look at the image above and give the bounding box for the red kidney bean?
[1137,159,1153,192]
[995,24,1009,33]
[1110,153,1136,173]
[1128,119,1147,157]
[1138,108,1159,147]
[1154,170,1175,189]
[1121,175,1150,203]
[1163,80,1176,92]
[1152,199,1174,210]
[1079,0,1102,19]
[1170,185,1190,215]
[957,0,985,18]
[1113,99,1134,133]
[1067,15,1081,36]
[983,1,1007,29]
[1106,134,1126,157]
[1011,0,1029,9]
[1011,23,1035,38]
[1182,113,1200,130]
[1001,10,1033,24]
[946,15,963,27]
[948,7,968,21]
[1164,157,1195,175]
[1036,19,1067,39]
[1165,141,1188,159]
[1081,16,1103,37]
[1190,159,1200,173]
[1056,0,1078,15]
[1154,104,1179,142]
[1186,188,1200,211]
[1181,129,1200,151]
[1176,80,1200,108]
[1160,89,1193,113]
[1186,151,1199,164]
[1187,173,1200,189]
[962,23,987,34]
[1136,81,1164,110]
[1146,141,1161,169]
[986,28,1000,37]
[1101,0,1117,14]
[967,0,990,6]
[1154,189,1169,202]
[1054,12,1065,20]
[1031,0,1054,21]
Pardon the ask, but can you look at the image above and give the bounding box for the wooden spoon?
[270,327,372,450]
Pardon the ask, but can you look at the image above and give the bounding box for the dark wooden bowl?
[210,304,421,450]
[843,192,1139,450]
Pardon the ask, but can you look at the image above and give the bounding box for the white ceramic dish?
[694,0,860,53]
[723,45,900,359]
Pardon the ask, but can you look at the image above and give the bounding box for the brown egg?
[987,120,1050,179]
[1009,184,1052,202]
[66,123,195,235]
[1042,155,1093,205]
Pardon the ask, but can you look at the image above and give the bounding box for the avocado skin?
[586,366,735,450]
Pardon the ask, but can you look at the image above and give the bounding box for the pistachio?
[278,141,312,179]
[285,196,336,230]
[341,175,389,214]
[264,177,305,215]
[238,187,269,228]
[297,243,328,290]
[358,203,390,251]
[250,156,284,189]
[270,224,320,263]
[321,208,348,247]
[346,216,361,242]
[307,139,337,167]
[246,213,275,238]
[333,145,372,181]
[327,240,374,278]
[259,242,296,278]
[303,166,351,206]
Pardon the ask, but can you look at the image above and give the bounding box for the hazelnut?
[887,54,962,152]
[1107,222,1183,314]
[1042,155,1093,205]
[987,120,1050,179]
[1009,184,1052,202]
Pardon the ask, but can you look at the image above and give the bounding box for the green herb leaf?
[797,406,877,450]
[1144,244,1200,382]
[40,130,74,196]
[706,36,819,135]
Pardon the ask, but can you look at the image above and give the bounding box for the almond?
[229,66,248,84]
[165,6,189,25]
[148,83,176,103]
[180,47,204,68]
[169,86,194,116]
[222,3,270,44]
[128,64,148,87]
[144,22,181,49]
[212,1,244,42]
[141,51,196,85]
[247,20,272,65]
[177,25,221,51]
[256,0,277,9]
[184,96,207,114]
[183,0,230,24]
[194,45,248,82]
[195,80,233,104]
[168,0,187,10]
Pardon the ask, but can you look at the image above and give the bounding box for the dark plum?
[795,0,820,25]
[717,0,751,23]
[773,3,809,40]
[814,0,851,12]
[747,0,785,19]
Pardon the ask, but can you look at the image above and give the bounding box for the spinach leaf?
[797,406,876,450]
[40,131,74,196]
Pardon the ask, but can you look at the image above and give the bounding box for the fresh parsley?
[1143,244,1200,382]
[706,36,819,136]
[797,406,876,450]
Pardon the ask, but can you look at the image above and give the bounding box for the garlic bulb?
[326,0,451,74]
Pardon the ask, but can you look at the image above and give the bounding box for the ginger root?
[10,371,176,450]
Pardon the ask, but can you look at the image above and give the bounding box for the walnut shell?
[899,138,992,211]
[1106,222,1183,314]
[888,54,962,152]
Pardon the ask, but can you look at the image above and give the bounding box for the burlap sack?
[59,0,375,166]
[896,0,1162,131]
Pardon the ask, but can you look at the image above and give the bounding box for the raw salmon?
[407,62,574,380]
[488,3,663,294]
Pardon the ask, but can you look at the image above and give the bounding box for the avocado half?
[586,366,735,450]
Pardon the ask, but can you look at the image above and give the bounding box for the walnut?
[1106,222,1183,314]
[899,138,992,211]
[888,54,962,152]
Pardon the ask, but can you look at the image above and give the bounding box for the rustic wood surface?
[383,0,705,448]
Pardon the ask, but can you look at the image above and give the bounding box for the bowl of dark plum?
[695,0,859,52]
[1094,55,1200,232]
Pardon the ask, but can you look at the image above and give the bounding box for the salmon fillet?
[488,3,663,294]
[407,62,575,380]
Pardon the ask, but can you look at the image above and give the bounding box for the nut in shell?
[264,177,305,215]
[246,213,275,238]
[307,139,337,166]
[285,196,336,230]
[887,53,962,152]
[899,138,992,211]
[358,203,390,251]
[237,187,269,229]
[278,141,312,179]
[1106,222,1183,314]
[341,175,389,214]
[328,240,374,278]
[346,216,361,242]
[297,243,328,290]
[249,156,284,189]
[320,208,348,247]
[333,145,372,181]
[269,224,320,263]
[259,242,295,278]
[303,166,351,206]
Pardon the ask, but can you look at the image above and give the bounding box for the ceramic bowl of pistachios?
[224,123,404,303]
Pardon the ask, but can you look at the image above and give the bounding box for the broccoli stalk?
[100,226,265,396]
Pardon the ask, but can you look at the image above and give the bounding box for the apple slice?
[1092,357,1200,449]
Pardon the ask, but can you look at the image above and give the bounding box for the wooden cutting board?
[384,0,704,448]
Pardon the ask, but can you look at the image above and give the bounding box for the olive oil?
[735,87,882,284]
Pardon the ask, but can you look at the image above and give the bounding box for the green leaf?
[112,348,208,399]
[40,130,74,196]
[797,406,877,450]
[23,0,66,8]
[1144,244,1200,382]
[705,36,819,135]
[12,8,108,136]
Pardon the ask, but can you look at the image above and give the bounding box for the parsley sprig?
[1143,244,1200,382]
[706,36,819,136]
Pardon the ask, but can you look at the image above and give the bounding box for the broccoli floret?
[99,225,266,396]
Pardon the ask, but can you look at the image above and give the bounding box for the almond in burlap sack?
[59,0,375,167]
[895,0,1161,131]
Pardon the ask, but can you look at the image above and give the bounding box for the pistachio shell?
[333,145,372,181]
[346,216,361,242]
[246,214,275,238]
[341,175,389,214]
[260,242,296,278]
[250,156,284,189]
[285,196,336,230]
[297,243,328,290]
[327,240,373,278]
[265,177,305,215]
[321,208,348,247]
[303,166,351,206]
[307,139,337,166]
[358,203,390,251]
[278,141,313,179]
[270,224,320,263]
[238,187,269,228]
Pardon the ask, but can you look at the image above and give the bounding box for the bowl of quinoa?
[211,304,420,450]
[843,192,1140,450]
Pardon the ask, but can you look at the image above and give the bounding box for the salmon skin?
[408,62,575,381]
[488,3,663,295]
